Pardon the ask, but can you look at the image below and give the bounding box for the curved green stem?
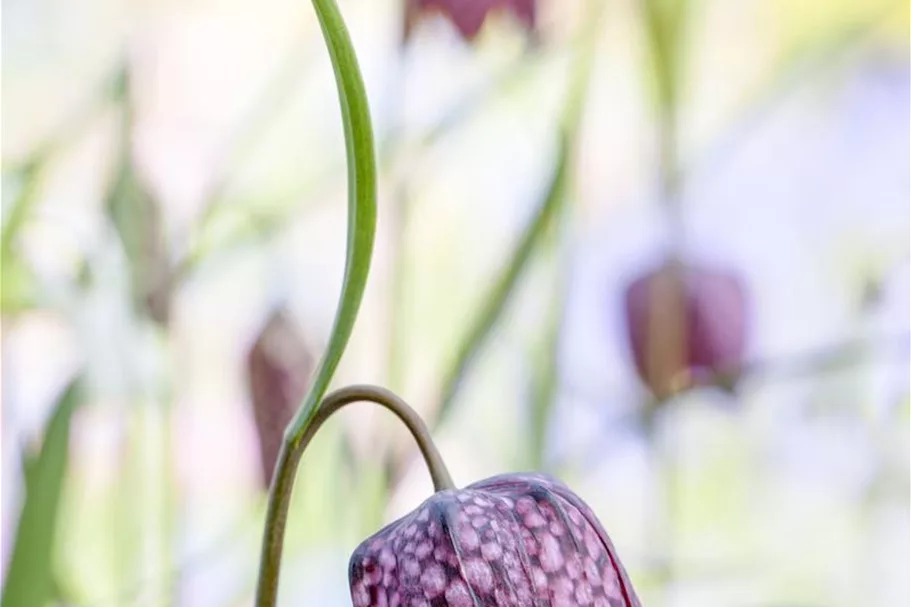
[255,385,454,606]
[285,0,378,442]
[254,0,377,605]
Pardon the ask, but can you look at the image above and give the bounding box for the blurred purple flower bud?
[349,472,641,607]
[246,309,314,488]
[623,259,748,400]
[404,0,536,42]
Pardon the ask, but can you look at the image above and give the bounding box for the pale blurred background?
[1,0,909,606]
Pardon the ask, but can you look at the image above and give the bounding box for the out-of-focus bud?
[349,472,641,607]
[246,309,314,488]
[403,0,536,42]
[623,258,748,401]
[105,67,173,327]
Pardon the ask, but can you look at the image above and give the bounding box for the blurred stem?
[174,48,534,284]
[642,0,689,595]
[386,183,410,394]
[254,0,377,604]
[105,65,178,606]
[642,0,687,231]
[431,0,604,437]
[554,333,911,475]
[527,232,570,471]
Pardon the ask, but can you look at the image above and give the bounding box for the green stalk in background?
[527,232,572,472]
[432,0,605,436]
[641,0,690,598]
[104,65,178,607]
[642,0,687,200]
[253,0,377,604]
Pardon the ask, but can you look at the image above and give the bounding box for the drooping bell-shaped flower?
[246,309,313,487]
[403,0,537,42]
[349,472,641,607]
[623,258,748,400]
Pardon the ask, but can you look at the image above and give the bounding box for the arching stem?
[254,0,377,604]
[317,385,455,492]
[255,385,454,606]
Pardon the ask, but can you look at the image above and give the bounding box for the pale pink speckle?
[576,580,594,604]
[566,557,582,579]
[481,541,502,561]
[463,558,493,593]
[415,541,432,559]
[531,566,548,593]
[352,581,370,607]
[420,564,446,598]
[403,557,421,577]
[457,524,480,551]
[539,532,565,573]
[584,556,602,585]
[379,548,396,570]
[444,578,475,607]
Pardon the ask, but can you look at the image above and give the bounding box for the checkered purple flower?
[349,473,641,606]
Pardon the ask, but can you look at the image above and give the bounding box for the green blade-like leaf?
[436,134,572,426]
[527,256,569,471]
[284,0,377,442]
[2,379,82,607]
[432,0,604,430]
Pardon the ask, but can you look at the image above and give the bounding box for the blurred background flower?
[622,258,749,401]
[246,308,313,488]
[2,0,908,606]
[403,0,537,42]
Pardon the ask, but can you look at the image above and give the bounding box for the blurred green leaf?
[771,0,904,62]
[178,48,534,285]
[642,0,688,116]
[436,135,571,427]
[527,258,566,471]
[2,163,43,315]
[433,0,604,431]
[1,162,41,258]
[1,252,37,314]
[1,62,125,291]
[2,379,82,607]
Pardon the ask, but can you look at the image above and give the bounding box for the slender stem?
[255,385,454,606]
[282,0,377,443]
[253,0,377,604]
